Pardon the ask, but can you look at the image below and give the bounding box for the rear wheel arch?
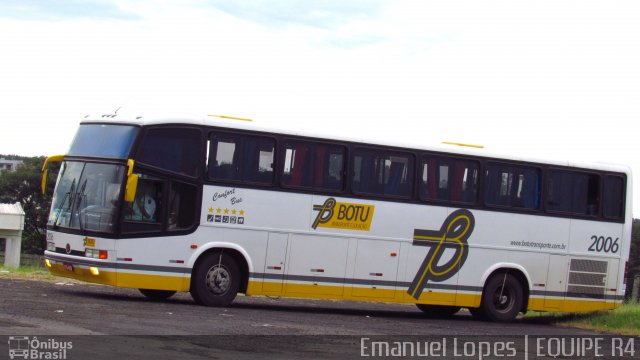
[479,265,531,310]
[472,266,531,322]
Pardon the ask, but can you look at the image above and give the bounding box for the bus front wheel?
[473,273,523,322]
[190,252,240,307]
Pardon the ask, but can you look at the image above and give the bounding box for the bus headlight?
[47,242,55,252]
[89,267,100,276]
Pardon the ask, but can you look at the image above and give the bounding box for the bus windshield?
[48,161,126,233]
[68,124,138,158]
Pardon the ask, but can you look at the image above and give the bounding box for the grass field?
[0,252,54,280]
[527,305,640,336]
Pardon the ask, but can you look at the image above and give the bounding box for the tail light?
[85,248,109,260]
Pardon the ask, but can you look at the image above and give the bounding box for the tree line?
[0,155,58,254]
[1,154,639,297]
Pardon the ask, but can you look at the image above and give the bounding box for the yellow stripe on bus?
[116,272,189,292]
[48,267,620,313]
[49,263,117,286]
[48,264,189,291]
[528,297,620,312]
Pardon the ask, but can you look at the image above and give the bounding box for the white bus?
[42,111,633,322]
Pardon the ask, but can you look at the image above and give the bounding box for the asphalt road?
[0,278,630,360]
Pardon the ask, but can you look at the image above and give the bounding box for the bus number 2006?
[588,235,619,253]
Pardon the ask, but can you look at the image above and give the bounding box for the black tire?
[190,252,240,307]
[476,273,523,322]
[468,307,486,320]
[139,289,176,300]
[416,304,461,318]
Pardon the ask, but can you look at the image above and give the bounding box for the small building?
[0,158,23,173]
[0,202,25,267]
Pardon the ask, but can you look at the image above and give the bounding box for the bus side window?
[136,127,202,178]
[324,149,345,191]
[546,170,600,216]
[353,149,412,198]
[385,156,413,197]
[420,156,477,204]
[168,181,198,230]
[243,138,275,184]
[281,142,345,191]
[122,174,165,234]
[282,142,313,187]
[451,159,479,204]
[353,150,384,194]
[208,136,241,181]
[485,163,539,209]
[603,175,624,219]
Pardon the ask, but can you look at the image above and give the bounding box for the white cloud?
[0,0,138,20]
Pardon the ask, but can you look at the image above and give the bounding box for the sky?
[0,0,638,215]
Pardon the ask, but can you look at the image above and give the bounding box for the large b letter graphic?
[407,209,475,300]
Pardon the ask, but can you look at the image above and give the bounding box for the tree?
[0,156,58,254]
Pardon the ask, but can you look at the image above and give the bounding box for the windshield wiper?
[53,178,76,228]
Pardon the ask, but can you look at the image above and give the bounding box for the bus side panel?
[262,232,289,295]
[403,240,459,305]
[399,206,454,304]
[285,234,349,297]
[566,219,624,311]
[457,211,569,311]
[350,239,400,300]
[115,235,193,291]
[219,228,268,294]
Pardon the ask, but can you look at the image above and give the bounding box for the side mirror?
[41,155,64,194]
[125,159,138,203]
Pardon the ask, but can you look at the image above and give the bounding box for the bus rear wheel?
[474,273,523,322]
[190,252,240,307]
[416,304,461,318]
[139,289,176,300]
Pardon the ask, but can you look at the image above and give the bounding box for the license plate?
[63,263,74,272]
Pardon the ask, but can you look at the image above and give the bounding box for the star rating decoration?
[208,206,245,217]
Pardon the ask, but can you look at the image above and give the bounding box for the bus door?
[262,232,289,295]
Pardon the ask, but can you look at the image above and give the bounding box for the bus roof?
[81,111,632,176]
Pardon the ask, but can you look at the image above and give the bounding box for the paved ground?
[0,278,631,359]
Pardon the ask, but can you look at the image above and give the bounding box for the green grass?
[0,252,55,280]
[526,304,640,336]
[0,265,55,280]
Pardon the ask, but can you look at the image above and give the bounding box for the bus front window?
[48,161,126,233]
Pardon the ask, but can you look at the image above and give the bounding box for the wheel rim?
[205,265,231,295]
[492,285,515,313]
